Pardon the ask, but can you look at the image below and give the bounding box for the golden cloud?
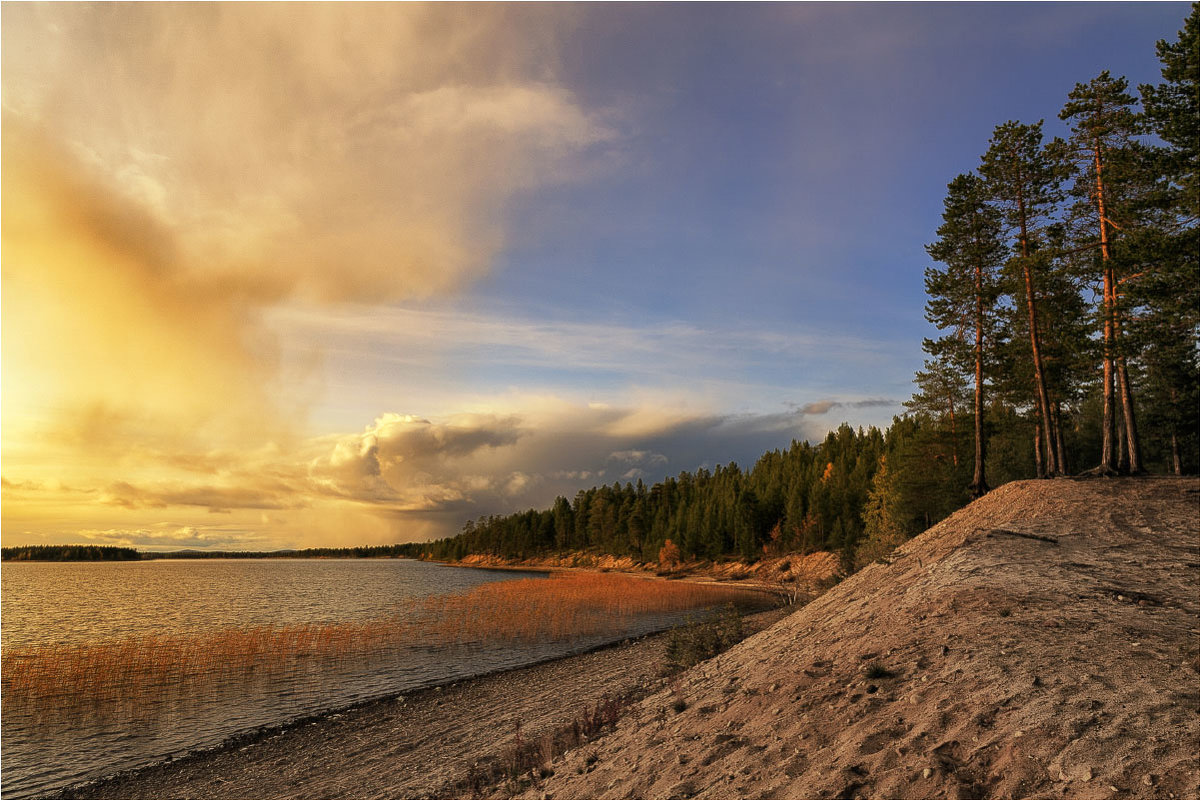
[1,5,614,548]
[2,3,610,304]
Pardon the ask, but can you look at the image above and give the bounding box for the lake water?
[0,559,702,798]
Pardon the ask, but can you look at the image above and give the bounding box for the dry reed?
[418,571,766,643]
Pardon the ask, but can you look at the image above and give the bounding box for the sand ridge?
[517,477,1199,800]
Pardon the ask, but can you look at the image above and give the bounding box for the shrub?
[658,539,682,568]
[662,604,744,674]
[864,661,894,679]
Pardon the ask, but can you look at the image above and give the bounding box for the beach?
[56,609,789,799]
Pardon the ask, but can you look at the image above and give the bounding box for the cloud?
[99,482,303,514]
[78,525,268,550]
[3,389,905,549]
[0,4,610,436]
[608,450,669,466]
[307,413,527,508]
[0,5,621,549]
[799,397,898,416]
[2,4,611,306]
[800,400,840,416]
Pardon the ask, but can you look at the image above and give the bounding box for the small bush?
[658,539,682,568]
[864,661,894,680]
[662,604,744,674]
[459,695,629,795]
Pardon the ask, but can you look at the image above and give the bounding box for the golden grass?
[1,619,406,702]
[422,571,766,643]
[1,572,766,705]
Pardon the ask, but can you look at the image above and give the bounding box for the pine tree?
[1060,71,1148,473]
[1136,4,1201,474]
[924,172,1006,495]
[854,455,907,570]
[979,121,1068,476]
[1140,3,1200,218]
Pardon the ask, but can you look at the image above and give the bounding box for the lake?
[1,559,714,798]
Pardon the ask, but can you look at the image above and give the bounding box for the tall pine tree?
[979,121,1067,477]
[924,173,1005,495]
[1060,71,1147,473]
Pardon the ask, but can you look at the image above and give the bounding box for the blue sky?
[2,3,1190,548]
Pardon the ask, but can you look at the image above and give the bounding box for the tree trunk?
[1053,400,1068,475]
[1101,266,1118,473]
[1093,139,1119,474]
[1016,182,1058,476]
[1170,388,1183,476]
[947,391,959,467]
[971,252,988,497]
[1034,414,1045,479]
[1116,354,1143,474]
[1117,404,1129,473]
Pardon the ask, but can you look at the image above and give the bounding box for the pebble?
[1143,774,1157,787]
[922,768,933,779]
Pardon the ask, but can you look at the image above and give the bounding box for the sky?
[1,2,1190,551]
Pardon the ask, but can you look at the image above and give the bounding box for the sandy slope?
[518,477,1200,800]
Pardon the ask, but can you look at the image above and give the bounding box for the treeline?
[140,545,413,560]
[400,9,1198,572]
[399,416,1038,570]
[1,545,141,562]
[916,6,1199,489]
[1,545,418,562]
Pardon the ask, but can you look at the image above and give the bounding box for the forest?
[0,545,141,562]
[401,8,1198,572]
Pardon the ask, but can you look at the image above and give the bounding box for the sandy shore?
[55,609,789,800]
[515,477,1200,800]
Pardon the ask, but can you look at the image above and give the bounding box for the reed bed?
[2,572,765,707]
[418,571,768,643]
[1,619,410,704]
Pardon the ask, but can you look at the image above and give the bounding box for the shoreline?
[55,607,790,800]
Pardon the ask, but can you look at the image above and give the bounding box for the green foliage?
[662,604,745,674]
[409,423,898,565]
[1140,3,1199,215]
[853,455,909,570]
